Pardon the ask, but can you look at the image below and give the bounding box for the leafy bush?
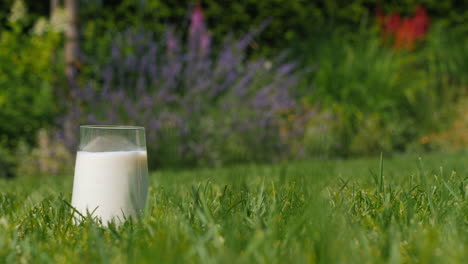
[0,1,62,177]
[3,1,468,58]
[78,0,468,56]
[60,7,310,168]
[0,1,61,147]
[0,143,16,178]
[424,23,468,96]
[295,22,463,156]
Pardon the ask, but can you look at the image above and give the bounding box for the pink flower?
[190,6,204,37]
[189,5,211,56]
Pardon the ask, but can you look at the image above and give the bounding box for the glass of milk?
[71,125,149,225]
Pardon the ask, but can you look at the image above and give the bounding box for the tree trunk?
[65,0,79,89]
[50,0,59,15]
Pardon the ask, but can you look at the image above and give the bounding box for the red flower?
[385,13,401,35]
[412,6,429,39]
[376,6,430,50]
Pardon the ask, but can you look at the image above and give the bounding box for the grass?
[0,151,466,263]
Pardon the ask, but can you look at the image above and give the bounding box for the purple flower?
[59,6,311,167]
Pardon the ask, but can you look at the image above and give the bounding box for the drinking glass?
[71,125,149,225]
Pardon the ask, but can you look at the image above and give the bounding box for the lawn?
[0,152,466,263]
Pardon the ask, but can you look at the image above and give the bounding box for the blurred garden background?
[1,0,467,177]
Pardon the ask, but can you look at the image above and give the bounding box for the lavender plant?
[61,6,311,167]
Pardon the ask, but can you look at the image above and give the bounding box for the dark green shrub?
[0,143,16,178]
[1,4,61,143]
[4,1,468,57]
[0,1,61,177]
[78,0,468,56]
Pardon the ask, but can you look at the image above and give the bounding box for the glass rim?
[80,125,145,130]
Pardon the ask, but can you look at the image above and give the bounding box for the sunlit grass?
[0,152,466,263]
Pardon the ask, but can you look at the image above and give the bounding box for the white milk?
[71,151,149,224]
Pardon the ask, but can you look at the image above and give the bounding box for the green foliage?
[0,1,62,178]
[0,3,61,149]
[0,144,16,178]
[0,152,466,262]
[296,22,468,157]
[77,0,468,56]
[3,1,468,57]
[1,1,468,173]
[424,23,468,96]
